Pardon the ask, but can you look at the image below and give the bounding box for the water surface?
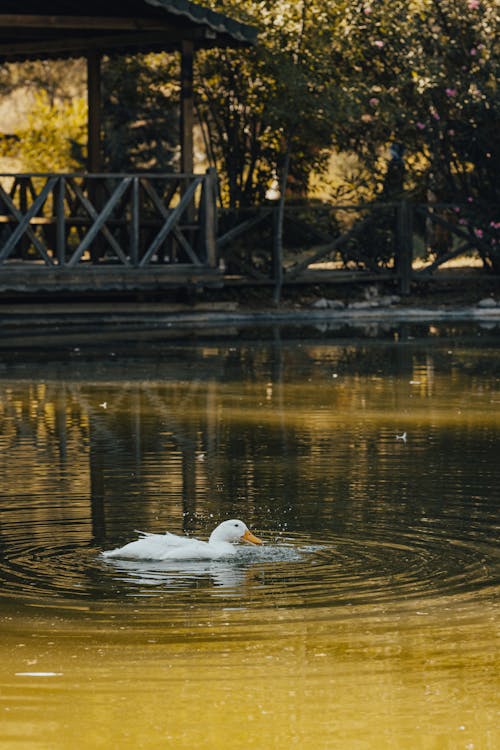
[0,322,498,749]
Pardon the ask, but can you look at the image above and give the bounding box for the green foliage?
[0,60,86,103]
[0,91,87,172]
[102,54,180,172]
[335,0,500,267]
[200,0,499,267]
[336,2,498,179]
[197,1,345,207]
[0,54,180,175]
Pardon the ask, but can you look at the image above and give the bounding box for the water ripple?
[0,521,497,619]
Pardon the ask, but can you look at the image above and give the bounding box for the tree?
[334,0,500,268]
[196,1,345,207]
[0,60,87,171]
[0,59,85,105]
[101,53,180,172]
[0,54,181,174]
[0,90,87,172]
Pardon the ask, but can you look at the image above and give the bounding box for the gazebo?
[0,2,257,294]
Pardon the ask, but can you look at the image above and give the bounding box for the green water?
[0,323,498,749]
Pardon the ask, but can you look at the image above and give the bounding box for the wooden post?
[180,40,194,176]
[272,206,283,305]
[19,176,29,258]
[55,176,66,265]
[87,49,102,173]
[202,167,217,267]
[131,176,140,266]
[397,199,413,295]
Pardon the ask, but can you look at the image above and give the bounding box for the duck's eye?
[234,523,240,527]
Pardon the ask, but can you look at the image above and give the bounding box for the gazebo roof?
[0,0,257,62]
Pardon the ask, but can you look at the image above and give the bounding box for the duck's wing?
[102,531,203,560]
[102,533,170,560]
[135,530,201,546]
[162,531,201,548]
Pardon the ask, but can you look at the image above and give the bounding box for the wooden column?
[202,167,217,266]
[180,40,194,175]
[396,199,413,295]
[87,49,102,173]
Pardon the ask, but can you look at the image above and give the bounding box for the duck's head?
[209,519,263,546]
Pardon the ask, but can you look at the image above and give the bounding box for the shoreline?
[0,303,498,359]
[0,302,499,354]
[1,299,500,324]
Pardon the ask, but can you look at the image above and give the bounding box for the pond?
[0,321,498,750]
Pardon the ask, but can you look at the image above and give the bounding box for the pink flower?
[369,97,379,107]
[364,4,373,13]
[416,122,426,130]
[373,40,384,48]
[474,228,484,238]
[432,111,440,121]
[470,48,477,55]
[467,0,480,9]
[467,196,474,203]
[445,88,457,97]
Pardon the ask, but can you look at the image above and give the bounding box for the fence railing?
[218,199,498,296]
[0,169,218,269]
[0,171,497,297]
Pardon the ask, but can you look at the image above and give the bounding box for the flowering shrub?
[334,0,500,268]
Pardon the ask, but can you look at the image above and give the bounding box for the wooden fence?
[218,199,497,297]
[0,170,496,297]
[0,169,220,292]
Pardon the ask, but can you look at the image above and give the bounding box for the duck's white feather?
[102,519,261,561]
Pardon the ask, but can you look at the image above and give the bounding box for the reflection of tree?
[0,381,90,504]
[0,335,498,555]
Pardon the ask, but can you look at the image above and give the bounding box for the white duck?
[101,519,262,561]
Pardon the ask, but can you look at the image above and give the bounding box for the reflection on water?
[0,322,499,749]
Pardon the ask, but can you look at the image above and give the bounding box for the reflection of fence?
[0,170,219,292]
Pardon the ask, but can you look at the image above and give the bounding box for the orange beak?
[242,529,263,545]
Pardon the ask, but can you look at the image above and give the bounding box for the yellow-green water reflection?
[2,601,498,750]
[0,324,498,749]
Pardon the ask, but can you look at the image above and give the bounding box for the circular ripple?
[0,533,96,604]
[283,535,490,607]
[0,521,498,619]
